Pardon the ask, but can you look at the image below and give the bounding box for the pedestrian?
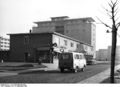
[1,59,4,63]
[38,57,42,65]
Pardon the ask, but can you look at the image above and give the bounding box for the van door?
[59,53,73,69]
[73,54,79,69]
[79,55,84,68]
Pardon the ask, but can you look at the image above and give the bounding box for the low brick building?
[8,32,93,63]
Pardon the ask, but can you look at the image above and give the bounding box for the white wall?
[52,34,79,53]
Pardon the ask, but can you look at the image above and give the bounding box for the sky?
[0,0,120,50]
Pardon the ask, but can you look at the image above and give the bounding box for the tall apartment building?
[32,16,96,58]
[0,36,10,51]
[96,46,120,63]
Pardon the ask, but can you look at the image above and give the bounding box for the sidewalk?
[0,62,48,77]
[0,62,59,77]
[78,64,120,83]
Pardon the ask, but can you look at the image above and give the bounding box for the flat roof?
[8,32,92,47]
[34,17,95,24]
[51,16,69,19]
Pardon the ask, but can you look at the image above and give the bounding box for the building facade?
[107,46,120,62]
[0,36,10,62]
[96,49,108,61]
[32,16,96,58]
[0,36,10,51]
[96,46,120,63]
[9,32,93,62]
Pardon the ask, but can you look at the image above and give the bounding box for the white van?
[59,52,87,73]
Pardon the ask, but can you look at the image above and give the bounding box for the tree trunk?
[110,26,117,83]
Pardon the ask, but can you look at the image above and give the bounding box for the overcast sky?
[0,0,120,50]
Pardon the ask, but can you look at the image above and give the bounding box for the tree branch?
[96,17,112,29]
[115,16,120,23]
[111,2,116,26]
[116,22,120,29]
[101,5,112,18]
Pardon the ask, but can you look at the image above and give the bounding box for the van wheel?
[81,66,85,72]
[60,68,64,72]
[73,67,78,73]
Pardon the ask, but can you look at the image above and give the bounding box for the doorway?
[24,52,29,62]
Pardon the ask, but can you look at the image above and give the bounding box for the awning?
[54,47,62,53]
[37,47,50,51]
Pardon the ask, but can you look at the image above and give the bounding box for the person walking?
[38,57,42,65]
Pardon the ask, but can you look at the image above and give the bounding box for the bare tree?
[97,0,120,83]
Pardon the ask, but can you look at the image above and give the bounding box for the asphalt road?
[0,63,110,83]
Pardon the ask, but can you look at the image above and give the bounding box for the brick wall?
[9,33,52,62]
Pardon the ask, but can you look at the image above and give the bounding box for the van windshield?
[61,53,72,60]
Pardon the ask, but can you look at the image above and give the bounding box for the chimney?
[29,30,32,33]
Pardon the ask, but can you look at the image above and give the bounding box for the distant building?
[0,36,10,51]
[0,36,10,62]
[8,32,93,62]
[96,46,120,62]
[32,16,96,58]
[107,46,120,62]
[96,49,108,61]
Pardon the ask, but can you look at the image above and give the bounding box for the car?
[87,59,96,65]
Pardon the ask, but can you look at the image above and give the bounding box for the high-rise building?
[0,36,10,51]
[32,16,96,58]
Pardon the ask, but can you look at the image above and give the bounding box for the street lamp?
[106,30,111,33]
[106,30,120,38]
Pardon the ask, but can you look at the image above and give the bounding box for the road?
[0,63,110,83]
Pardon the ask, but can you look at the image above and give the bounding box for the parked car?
[87,59,96,65]
[84,55,95,65]
[59,52,87,73]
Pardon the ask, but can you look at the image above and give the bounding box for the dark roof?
[7,32,51,35]
[51,16,69,19]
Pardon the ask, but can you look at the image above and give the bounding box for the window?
[76,54,79,59]
[64,40,67,46]
[77,44,79,48]
[71,42,74,47]
[79,55,82,59]
[75,54,79,59]
[61,53,72,60]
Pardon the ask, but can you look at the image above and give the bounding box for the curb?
[17,67,59,74]
[0,72,18,77]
